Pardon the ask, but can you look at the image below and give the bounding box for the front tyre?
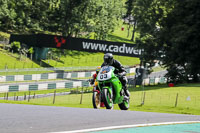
[92,91,100,109]
[102,88,113,109]
[118,97,130,110]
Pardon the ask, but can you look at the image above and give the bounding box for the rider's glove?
[88,79,94,85]
[118,73,123,77]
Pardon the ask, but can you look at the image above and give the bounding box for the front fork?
[93,86,113,102]
[103,87,113,101]
[93,86,100,94]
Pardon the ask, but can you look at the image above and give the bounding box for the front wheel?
[92,91,101,109]
[102,88,113,109]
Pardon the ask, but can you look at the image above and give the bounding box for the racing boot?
[100,102,105,107]
[123,85,130,97]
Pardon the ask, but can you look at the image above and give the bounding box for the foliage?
[0,0,16,32]
[45,0,125,40]
[10,41,21,52]
[0,31,10,39]
[160,0,200,83]
[0,0,51,33]
[0,0,125,40]
[28,47,34,54]
[126,0,200,83]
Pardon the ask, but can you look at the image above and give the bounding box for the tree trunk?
[131,20,137,41]
[127,16,131,38]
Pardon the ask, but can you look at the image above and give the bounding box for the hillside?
[0,24,140,70]
[0,48,40,70]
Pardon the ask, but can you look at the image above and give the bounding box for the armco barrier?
[0,77,167,93]
[0,67,136,82]
[0,80,90,93]
[0,67,168,93]
[0,72,95,82]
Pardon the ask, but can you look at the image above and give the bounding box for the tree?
[0,0,125,40]
[0,0,52,33]
[46,0,125,40]
[92,0,125,40]
[130,0,200,83]
[0,0,17,32]
[160,0,200,82]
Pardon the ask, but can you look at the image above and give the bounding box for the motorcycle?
[93,66,130,110]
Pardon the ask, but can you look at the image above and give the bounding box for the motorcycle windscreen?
[97,66,113,81]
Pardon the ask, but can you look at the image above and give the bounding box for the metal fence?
[1,87,199,111]
[0,76,167,93]
[0,66,97,73]
[127,76,167,87]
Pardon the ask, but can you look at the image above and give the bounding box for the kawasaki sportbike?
[95,66,130,110]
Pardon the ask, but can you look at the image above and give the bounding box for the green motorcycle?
[96,66,130,110]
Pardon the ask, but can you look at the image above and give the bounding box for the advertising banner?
[10,34,142,57]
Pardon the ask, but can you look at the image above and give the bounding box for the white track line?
[50,121,200,133]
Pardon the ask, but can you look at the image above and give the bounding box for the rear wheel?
[92,91,101,109]
[118,96,130,110]
[102,88,113,109]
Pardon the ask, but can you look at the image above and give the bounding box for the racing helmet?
[104,53,113,65]
[96,66,101,74]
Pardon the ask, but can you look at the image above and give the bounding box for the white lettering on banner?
[113,45,118,52]
[98,44,107,51]
[109,45,113,52]
[82,42,90,49]
[82,41,142,56]
[119,44,126,53]
[90,43,99,50]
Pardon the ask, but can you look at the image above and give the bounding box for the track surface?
[0,103,199,133]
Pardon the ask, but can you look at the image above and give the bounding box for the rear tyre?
[92,91,100,109]
[102,88,113,109]
[118,96,129,110]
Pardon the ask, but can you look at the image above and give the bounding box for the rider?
[101,53,130,96]
[90,66,101,86]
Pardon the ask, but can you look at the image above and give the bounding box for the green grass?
[0,48,139,75]
[0,88,79,97]
[0,49,40,70]
[43,52,140,68]
[0,50,139,72]
[1,83,200,115]
[107,21,139,43]
[152,66,166,72]
[130,83,200,115]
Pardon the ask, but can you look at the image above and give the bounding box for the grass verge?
[0,83,200,115]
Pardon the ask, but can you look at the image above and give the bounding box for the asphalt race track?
[0,103,199,133]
